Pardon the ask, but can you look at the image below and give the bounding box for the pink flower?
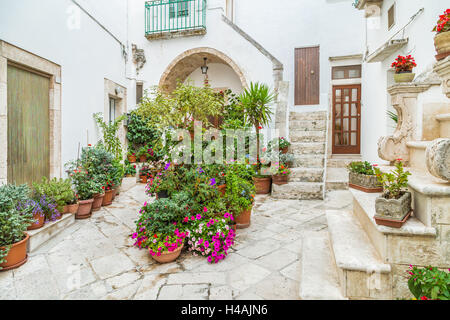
[203,207,208,213]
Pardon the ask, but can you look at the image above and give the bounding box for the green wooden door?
[7,64,50,185]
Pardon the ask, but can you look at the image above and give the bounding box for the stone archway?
[159,47,247,92]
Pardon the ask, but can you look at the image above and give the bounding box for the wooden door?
[332,85,361,154]
[7,64,50,185]
[295,46,320,105]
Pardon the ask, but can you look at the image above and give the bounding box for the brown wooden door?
[295,46,320,105]
[332,85,361,154]
[7,64,50,185]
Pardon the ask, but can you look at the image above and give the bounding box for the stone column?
[434,56,450,98]
[275,81,289,139]
[378,83,432,163]
[0,55,7,185]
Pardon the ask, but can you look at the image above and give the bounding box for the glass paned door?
[332,85,361,154]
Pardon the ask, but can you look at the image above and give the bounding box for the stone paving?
[0,181,353,300]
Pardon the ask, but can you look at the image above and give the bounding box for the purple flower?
[209,178,216,186]
[164,162,171,170]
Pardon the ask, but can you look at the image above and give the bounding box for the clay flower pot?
[272,175,288,185]
[281,146,289,154]
[434,31,450,61]
[27,212,45,231]
[218,184,226,196]
[375,191,412,228]
[92,193,105,212]
[64,203,79,214]
[102,190,114,206]
[112,188,118,201]
[394,71,415,83]
[139,155,147,163]
[140,175,148,184]
[0,234,29,271]
[253,176,272,194]
[349,172,383,193]
[236,206,252,229]
[152,244,184,264]
[128,155,137,163]
[76,199,94,220]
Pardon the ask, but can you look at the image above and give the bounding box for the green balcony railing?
[145,0,207,37]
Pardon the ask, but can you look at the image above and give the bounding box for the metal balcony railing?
[145,0,207,39]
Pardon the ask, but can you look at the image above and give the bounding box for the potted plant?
[138,146,154,163]
[391,55,417,83]
[124,162,137,177]
[139,165,151,184]
[68,168,99,219]
[32,177,76,214]
[132,198,187,264]
[0,184,34,271]
[269,137,291,154]
[17,200,45,231]
[373,160,412,228]
[127,150,137,163]
[433,9,450,61]
[253,165,272,194]
[63,193,79,214]
[91,184,106,212]
[272,163,291,185]
[347,161,383,192]
[111,159,124,201]
[225,171,256,229]
[102,178,115,206]
[36,195,62,222]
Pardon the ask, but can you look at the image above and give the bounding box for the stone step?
[326,210,392,299]
[272,182,323,200]
[436,113,450,138]
[350,187,437,264]
[290,120,327,131]
[406,141,431,172]
[27,213,76,253]
[290,130,326,143]
[290,142,326,155]
[327,155,362,168]
[299,233,346,300]
[326,168,349,191]
[290,111,327,121]
[290,167,324,183]
[294,154,325,168]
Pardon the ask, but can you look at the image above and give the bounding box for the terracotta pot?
[102,190,114,206]
[139,155,147,163]
[434,31,450,61]
[92,193,105,212]
[281,146,289,154]
[128,155,137,163]
[394,72,415,83]
[229,223,237,233]
[152,244,184,264]
[0,234,29,271]
[76,199,94,219]
[64,203,79,214]
[218,184,226,196]
[236,207,252,229]
[140,176,148,184]
[27,212,45,231]
[253,176,272,194]
[272,175,288,185]
[348,172,383,193]
[112,188,118,201]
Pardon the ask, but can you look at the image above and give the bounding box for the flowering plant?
[432,9,450,33]
[124,162,137,176]
[184,213,236,264]
[36,195,61,222]
[268,137,291,151]
[16,199,44,227]
[391,55,417,73]
[67,167,102,200]
[139,165,152,178]
[137,145,155,160]
[407,265,450,300]
[348,161,376,176]
[374,160,411,199]
[273,163,291,176]
[133,229,187,257]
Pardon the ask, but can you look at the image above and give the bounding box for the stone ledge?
[27,214,75,253]
[350,188,437,237]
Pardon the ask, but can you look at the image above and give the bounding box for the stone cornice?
[387,82,439,95]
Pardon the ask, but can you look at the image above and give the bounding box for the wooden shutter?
[388,4,395,29]
[136,83,143,104]
[295,46,320,105]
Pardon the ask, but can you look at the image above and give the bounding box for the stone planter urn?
[374,191,412,228]
[394,71,415,83]
[435,31,450,61]
[348,172,383,193]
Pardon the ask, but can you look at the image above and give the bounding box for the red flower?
[154,234,158,239]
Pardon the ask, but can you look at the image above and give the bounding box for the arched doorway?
[159,47,247,93]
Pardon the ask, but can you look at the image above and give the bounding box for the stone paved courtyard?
[0,182,353,300]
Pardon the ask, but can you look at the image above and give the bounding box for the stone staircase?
[272,111,326,200]
[325,155,362,191]
[299,56,450,300]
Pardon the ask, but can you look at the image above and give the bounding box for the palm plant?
[239,82,276,166]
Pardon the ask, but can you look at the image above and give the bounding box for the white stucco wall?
[360,0,448,163]
[0,0,128,172]
[184,63,244,93]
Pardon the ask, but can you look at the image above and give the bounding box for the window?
[295,46,320,105]
[169,0,189,18]
[388,4,395,30]
[332,65,362,80]
[109,97,116,124]
[136,83,143,104]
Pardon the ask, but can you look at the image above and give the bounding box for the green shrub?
[32,177,76,212]
[0,184,31,212]
[347,161,376,175]
[408,265,450,300]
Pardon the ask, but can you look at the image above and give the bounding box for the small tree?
[239,82,276,167]
[93,112,126,160]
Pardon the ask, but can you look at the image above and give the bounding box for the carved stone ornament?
[132,44,146,75]
[434,55,450,98]
[426,138,450,181]
[378,83,434,162]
